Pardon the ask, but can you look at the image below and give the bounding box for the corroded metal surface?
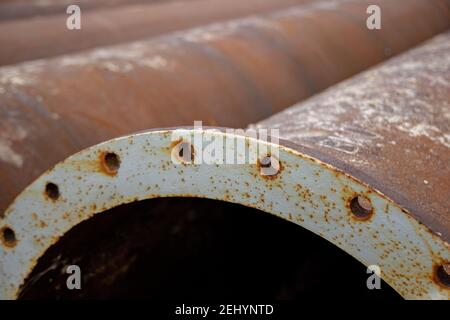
[0,128,449,299]
[0,0,313,66]
[255,31,450,245]
[1,0,449,214]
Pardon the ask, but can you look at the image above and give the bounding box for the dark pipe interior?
[19,197,400,299]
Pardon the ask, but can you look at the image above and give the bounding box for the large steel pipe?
[0,0,315,66]
[254,31,450,297]
[0,0,175,21]
[0,0,449,213]
[255,30,450,247]
[253,33,450,242]
[1,31,449,299]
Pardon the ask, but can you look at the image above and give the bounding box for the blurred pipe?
[0,0,314,66]
[0,0,179,22]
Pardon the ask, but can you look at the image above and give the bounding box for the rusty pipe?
[1,30,449,300]
[254,31,450,246]
[0,0,316,66]
[0,0,178,21]
[0,0,449,214]
[254,31,450,296]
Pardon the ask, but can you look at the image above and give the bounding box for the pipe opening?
[18,198,400,299]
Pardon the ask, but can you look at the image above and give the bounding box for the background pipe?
[254,31,450,245]
[0,0,179,22]
[0,0,315,66]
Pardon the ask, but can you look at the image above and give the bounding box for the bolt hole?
[176,142,194,163]
[104,152,121,174]
[260,156,272,168]
[349,195,373,219]
[436,263,450,288]
[259,155,280,177]
[45,182,60,200]
[1,227,17,247]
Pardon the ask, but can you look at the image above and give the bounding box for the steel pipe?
[1,0,449,214]
[0,0,315,66]
[0,0,174,21]
[254,31,450,246]
[1,31,450,299]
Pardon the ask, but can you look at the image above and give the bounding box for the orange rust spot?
[62,212,70,221]
[243,192,251,199]
[169,137,183,151]
[1,226,17,248]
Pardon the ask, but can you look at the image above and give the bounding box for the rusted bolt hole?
[45,182,60,200]
[1,226,17,247]
[259,155,280,177]
[436,263,450,288]
[349,195,373,219]
[260,156,272,168]
[175,142,194,163]
[103,152,121,174]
